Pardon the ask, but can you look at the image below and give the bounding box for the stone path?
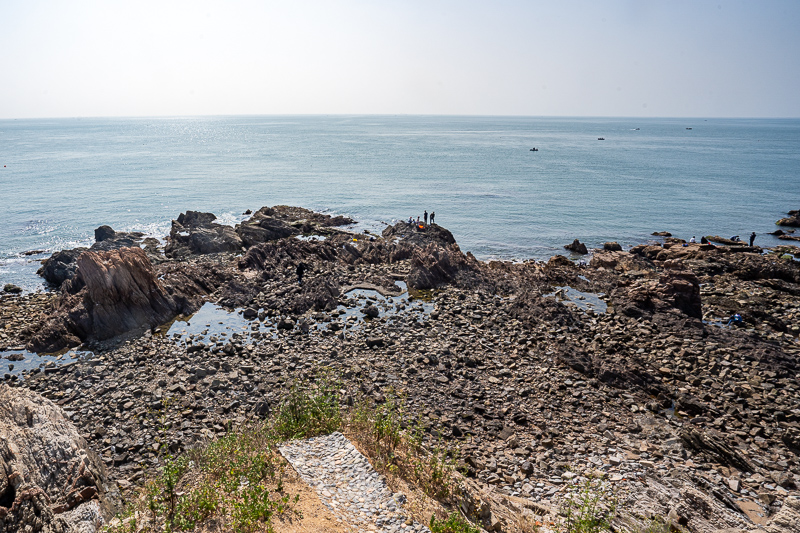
[279,432,431,533]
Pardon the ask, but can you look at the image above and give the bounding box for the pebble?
[280,432,430,533]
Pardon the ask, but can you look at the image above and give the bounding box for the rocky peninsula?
[2,205,800,532]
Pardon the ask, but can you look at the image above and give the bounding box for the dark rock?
[564,239,588,254]
[166,211,243,257]
[776,210,800,227]
[680,428,754,472]
[603,242,622,251]
[407,243,485,290]
[2,284,22,294]
[362,304,380,318]
[366,336,385,348]
[37,248,87,287]
[94,225,117,242]
[236,212,298,247]
[382,221,456,248]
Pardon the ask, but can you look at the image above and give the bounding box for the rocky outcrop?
[0,386,118,533]
[236,213,297,247]
[27,248,184,353]
[165,211,243,258]
[37,249,87,288]
[37,227,145,288]
[776,209,800,227]
[382,221,456,249]
[406,243,482,290]
[564,239,588,254]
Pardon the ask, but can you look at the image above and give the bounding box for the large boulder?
[564,239,588,254]
[37,249,87,288]
[27,248,181,353]
[0,386,119,532]
[406,243,484,290]
[236,211,297,247]
[38,226,145,288]
[165,211,243,257]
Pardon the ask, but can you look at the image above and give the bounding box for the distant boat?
[529,147,538,152]
[598,137,605,140]
[686,127,692,130]
[634,128,640,130]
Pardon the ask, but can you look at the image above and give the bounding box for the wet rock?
[37,249,87,287]
[564,239,588,254]
[603,242,622,251]
[1,285,22,295]
[776,209,800,227]
[166,211,243,257]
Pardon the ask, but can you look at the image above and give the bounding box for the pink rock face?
[26,247,183,353]
[75,248,176,339]
[0,387,117,532]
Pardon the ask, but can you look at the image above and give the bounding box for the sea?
[2,115,799,293]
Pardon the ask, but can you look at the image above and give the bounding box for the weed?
[557,476,617,533]
[429,511,481,533]
[636,516,677,533]
[272,374,342,439]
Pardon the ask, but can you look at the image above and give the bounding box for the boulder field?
[2,205,800,532]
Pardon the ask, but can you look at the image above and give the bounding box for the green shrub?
[558,476,617,533]
[272,375,342,439]
[429,511,481,533]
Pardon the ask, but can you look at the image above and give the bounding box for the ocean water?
[2,115,799,292]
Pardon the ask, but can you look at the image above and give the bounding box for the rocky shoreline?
[2,205,800,532]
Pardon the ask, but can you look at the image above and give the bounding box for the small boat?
[529,147,538,152]
[634,128,640,130]
[597,137,605,140]
[686,127,692,130]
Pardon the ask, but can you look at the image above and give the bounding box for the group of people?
[408,210,435,227]
[689,232,757,246]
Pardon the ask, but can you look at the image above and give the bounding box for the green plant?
[558,476,617,533]
[231,484,298,533]
[636,516,675,533]
[411,439,459,499]
[429,511,481,533]
[272,375,342,439]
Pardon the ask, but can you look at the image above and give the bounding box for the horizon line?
[2,112,799,121]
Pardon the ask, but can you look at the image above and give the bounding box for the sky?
[1,0,799,119]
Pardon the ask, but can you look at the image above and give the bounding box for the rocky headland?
[2,205,800,532]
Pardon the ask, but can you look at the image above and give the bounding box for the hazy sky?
[2,0,799,119]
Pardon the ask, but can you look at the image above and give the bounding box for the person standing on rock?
[424,210,428,225]
[749,232,756,246]
[296,263,306,285]
[430,211,435,225]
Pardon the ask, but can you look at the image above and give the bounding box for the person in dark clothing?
[424,210,428,225]
[749,232,756,246]
[430,211,435,225]
[296,263,306,285]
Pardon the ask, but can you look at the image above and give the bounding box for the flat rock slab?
[279,432,430,533]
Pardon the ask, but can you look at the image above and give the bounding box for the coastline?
[1,205,800,531]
